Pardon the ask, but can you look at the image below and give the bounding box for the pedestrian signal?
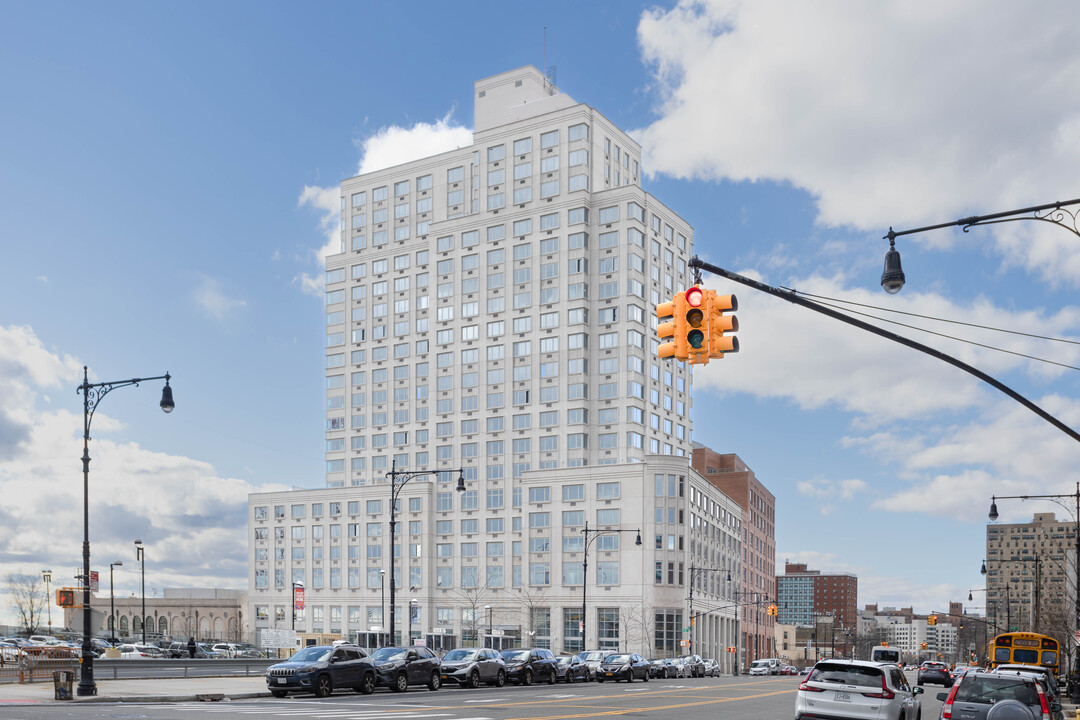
[57,588,75,608]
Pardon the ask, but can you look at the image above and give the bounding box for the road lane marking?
[499,687,797,720]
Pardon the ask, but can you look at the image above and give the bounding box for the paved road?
[0,674,949,720]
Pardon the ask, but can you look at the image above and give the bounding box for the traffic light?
[57,588,75,608]
[683,286,709,364]
[657,291,689,361]
[921,642,928,650]
[767,604,778,617]
[704,290,739,359]
[928,614,937,626]
[881,642,889,647]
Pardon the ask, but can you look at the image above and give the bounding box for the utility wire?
[797,296,1080,372]
[790,290,1080,346]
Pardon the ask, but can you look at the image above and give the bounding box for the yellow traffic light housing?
[921,642,928,650]
[684,286,708,364]
[928,614,937,626]
[767,604,778,617]
[657,291,689,360]
[705,290,739,359]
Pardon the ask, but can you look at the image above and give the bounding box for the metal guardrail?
[0,657,277,684]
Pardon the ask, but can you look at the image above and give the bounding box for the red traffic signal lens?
[685,287,703,307]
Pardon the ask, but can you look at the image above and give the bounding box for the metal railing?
[0,654,276,684]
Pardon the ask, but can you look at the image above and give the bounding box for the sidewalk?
[0,676,269,705]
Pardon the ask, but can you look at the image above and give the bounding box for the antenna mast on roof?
[543,27,557,95]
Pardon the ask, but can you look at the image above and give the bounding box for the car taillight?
[1038,687,1051,720]
[798,680,825,692]
[862,674,895,700]
[940,681,960,719]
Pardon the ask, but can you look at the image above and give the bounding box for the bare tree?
[619,601,655,656]
[7,572,46,634]
[451,586,491,645]
[513,585,551,647]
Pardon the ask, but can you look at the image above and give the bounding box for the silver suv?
[937,670,1057,720]
[795,659,923,720]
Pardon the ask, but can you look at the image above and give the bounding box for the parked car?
[801,666,815,675]
[668,657,689,678]
[553,654,590,683]
[937,670,1058,720]
[648,658,677,679]
[117,644,157,659]
[917,660,953,686]
[371,646,442,692]
[0,642,26,665]
[236,643,266,658]
[197,643,223,659]
[679,654,706,678]
[781,665,798,676]
[702,658,721,677]
[576,650,607,680]
[596,653,651,683]
[266,644,375,698]
[748,659,772,676]
[500,647,557,686]
[439,647,506,688]
[795,659,923,720]
[27,635,61,645]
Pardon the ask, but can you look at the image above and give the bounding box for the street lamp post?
[386,461,465,646]
[410,599,418,646]
[41,570,52,631]
[76,366,173,696]
[133,540,146,644]
[291,580,304,631]
[988,486,1080,702]
[580,521,641,651]
[379,570,385,641]
[108,562,122,642]
[484,604,492,649]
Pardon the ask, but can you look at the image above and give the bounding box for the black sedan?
[370,646,443,692]
[554,654,591,683]
[265,645,376,698]
[648,658,676,678]
[596,653,651,683]
[917,660,953,687]
[499,647,558,685]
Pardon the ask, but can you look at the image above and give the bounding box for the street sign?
[89,571,99,593]
[261,629,296,649]
[680,639,689,647]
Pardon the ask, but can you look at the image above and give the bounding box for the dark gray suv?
[937,670,1057,720]
[266,645,375,698]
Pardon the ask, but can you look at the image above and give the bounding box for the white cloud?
[193,274,246,321]
[796,478,867,515]
[0,325,287,625]
[635,0,1080,285]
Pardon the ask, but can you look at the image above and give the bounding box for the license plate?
[606,672,613,676]
[441,674,448,680]
[834,691,851,702]
[277,678,286,684]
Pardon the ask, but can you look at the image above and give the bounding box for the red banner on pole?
[294,587,305,610]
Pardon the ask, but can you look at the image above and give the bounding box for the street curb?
[0,691,271,706]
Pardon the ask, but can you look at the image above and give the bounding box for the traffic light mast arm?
[687,255,1080,444]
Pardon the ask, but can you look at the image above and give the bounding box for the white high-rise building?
[248,67,743,663]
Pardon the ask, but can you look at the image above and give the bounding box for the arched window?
[133,616,142,634]
[119,616,129,634]
[145,616,154,636]
[158,616,168,635]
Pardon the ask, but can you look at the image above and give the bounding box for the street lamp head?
[484,604,491,610]
[112,561,123,567]
[455,470,466,492]
[294,580,304,588]
[988,498,999,521]
[134,539,142,547]
[160,375,174,414]
[634,531,642,546]
[880,235,905,294]
[968,592,973,601]
[980,559,987,576]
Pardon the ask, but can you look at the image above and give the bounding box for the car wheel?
[428,671,442,691]
[597,677,604,683]
[358,672,376,695]
[313,673,333,698]
[565,671,573,683]
[643,669,649,682]
[494,669,506,688]
[270,690,287,698]
[522,668,533,686]
[626,671,632,683]
[547,668,556,685]
[467,670,480,689]
[392,672,408,693]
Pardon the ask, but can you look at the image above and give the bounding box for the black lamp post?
[580,522,641,650]
[76,367,173,696]
[484,604,492,649]
[133,540,146,644]
[108,562,122,642]
[988,486,1080,702]
[386,461,465,646]
[379,570,385,640]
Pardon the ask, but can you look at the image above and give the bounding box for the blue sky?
[3,0,1080,625]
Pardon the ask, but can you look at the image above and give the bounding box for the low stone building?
[62,588,248,642]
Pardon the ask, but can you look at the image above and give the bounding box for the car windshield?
[604,654,631,663]
[809,663,883,688]
[579,651,604,661]
[956,676,1039,705]
[556,657,572,665]
[501,650,530,661]
[290,647,332,663]
[370,648,407,662]
[650,659,665,664]
[442,649,476,662]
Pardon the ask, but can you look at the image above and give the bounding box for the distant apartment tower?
[985,512,1076,635]
[691,446,775,666]
[777,562,858,632]
[248,67,746,663]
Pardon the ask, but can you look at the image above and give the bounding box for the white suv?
[795,659,923,720]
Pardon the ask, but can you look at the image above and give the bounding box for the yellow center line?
[500,687,797,720]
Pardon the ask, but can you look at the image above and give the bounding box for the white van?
[748,658,781,675]
[870,645,902,665]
